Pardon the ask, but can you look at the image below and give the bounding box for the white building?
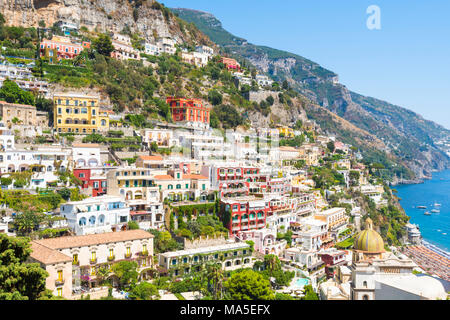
[157,37,177,55]
[72,143,102,168]
[0,125,15,151]
[159,242,253,276]
[141,128,178,149]
[144,42,159,56]
[195,45,214,57]
[175,129,233,161]
[255,74,274,87]
[0,146,71,189]
[60,195,130,235]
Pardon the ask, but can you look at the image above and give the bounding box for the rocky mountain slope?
[0,0,214,46]
[172,8,450,180]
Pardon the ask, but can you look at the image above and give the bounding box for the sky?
[162,0,450,129]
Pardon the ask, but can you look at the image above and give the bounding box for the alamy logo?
[366,5,381,30]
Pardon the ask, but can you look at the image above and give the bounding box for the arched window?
[101,119,106,126]
[363,281,368,288]
[98,215,105,225]
[168,185,173,190]
[89,216,96,225]
[176,184,181,189]
[362,295,369,300]
[225,261,231,267]
[79,217,87,226]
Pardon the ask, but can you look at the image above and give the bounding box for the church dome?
[354,218,385,253]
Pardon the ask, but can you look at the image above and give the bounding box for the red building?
[166,97,211,128]
[221,198,269,235]
[73,168,107,197]
[220,57,241,71]
[318,250,347,279]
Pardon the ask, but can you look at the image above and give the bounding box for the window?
[109,249,114,258]
[93,182,99,189]
[81,108,87,114]
[126,247,131,256]
[58,108,62,114]
[176,184,181,189]
[91,251,96,261]
[57,270,63,282]
[143,244,147,253]
[57,287,62,297]
[185,184,189,189]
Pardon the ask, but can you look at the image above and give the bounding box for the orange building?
[40,36,90,61]
[220,57,241,71]
[166,97,211,128]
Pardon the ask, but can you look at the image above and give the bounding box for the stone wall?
[182,235,230,250]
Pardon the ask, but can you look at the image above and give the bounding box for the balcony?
[89,258,97,265]
[55,279,65,286]
[140,250,149,257]
[72,260,80,266]
[125,252,132,259]
[107,255,115,262]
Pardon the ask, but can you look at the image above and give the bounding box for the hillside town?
[0,15,449,302]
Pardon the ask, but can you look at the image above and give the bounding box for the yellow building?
[277,126,295,138]
[53,93,109,134]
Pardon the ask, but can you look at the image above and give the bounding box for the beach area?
[401,243,450,281]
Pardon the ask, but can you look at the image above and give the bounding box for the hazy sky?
[162,0,450,129]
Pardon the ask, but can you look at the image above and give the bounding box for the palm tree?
[15,210,42,236]
[205,263,224,300]
[96,266,111,287]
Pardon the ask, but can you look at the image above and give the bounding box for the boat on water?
[417,206,427,209]
[431,209,440,213]
[424,212,432,216]
[434,203,442,207]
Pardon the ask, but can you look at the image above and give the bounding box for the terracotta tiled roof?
[139,155,163,161]
[34,230,154,250]
[154,174,174,180]
[30,241,72,265]
[0,100,35,108]
[183,174,208,180]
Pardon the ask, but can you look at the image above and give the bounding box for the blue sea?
[396,170,450,252]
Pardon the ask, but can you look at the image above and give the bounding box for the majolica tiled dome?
[354,218,385,253]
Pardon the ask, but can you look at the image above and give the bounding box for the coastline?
[394,169,450,254]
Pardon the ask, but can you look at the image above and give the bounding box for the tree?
[224,269,275,300]
[96,266,111,286]
[263,254,281,277]
[127,221,139,230]
[56,188,71,201]
[301,284,319,300]
[93,34,114,56]
[205,263,224,299]
[14,211,42,236]
[327,141,335,153]
[212,104,244,129]
[129,282,160,300]
[265,95,274,106]
[0,80,35,105]
[207,90,223,106]
[282,80,289,90]
[150,142,158,153]
[0,234,49,300]
[111,261,139,290]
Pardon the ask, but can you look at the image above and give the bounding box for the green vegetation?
[0,234,56,300]
[223,269,275,300]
